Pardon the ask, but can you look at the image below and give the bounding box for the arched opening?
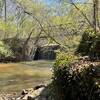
[34,47,41,60]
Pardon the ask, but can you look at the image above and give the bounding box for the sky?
[1,0,90,18]
[45,0,59,4]
[45,0,53,5]
[44,0,89,5]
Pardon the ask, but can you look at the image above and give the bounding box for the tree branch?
[71,2,93,28]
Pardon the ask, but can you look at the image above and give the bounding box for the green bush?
[53,54,99,100]
[0,41,13,58]
[76,28,100,58]
[4,38,25,61]
[90,35,100,57]
[76,28,96,56]
[54,52,78,68]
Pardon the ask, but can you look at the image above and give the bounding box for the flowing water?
[0,60,53,93]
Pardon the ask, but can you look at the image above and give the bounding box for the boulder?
[16,84,54,100]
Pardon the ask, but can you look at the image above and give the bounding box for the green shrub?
[76,28,100,58]
[76,28,96,56]
[0,41,13,58]
[54,52,78,68]
[90,35,100,57]
[4,38,24,61]
[53,54,99,100]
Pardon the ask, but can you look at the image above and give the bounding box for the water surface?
[0,60,53,93]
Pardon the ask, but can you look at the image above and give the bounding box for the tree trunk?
[4,0,7,38]
[93,0,99,33]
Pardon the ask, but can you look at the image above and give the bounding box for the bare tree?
[4,0,7,38]
[93,0,100,33]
